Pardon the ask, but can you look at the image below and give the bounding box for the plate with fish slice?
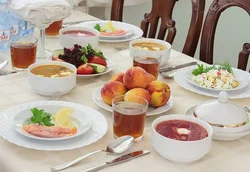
[13,105,92,141]
[0,101,108,151]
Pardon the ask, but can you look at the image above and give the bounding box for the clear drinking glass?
[10,35,37,70]
[133,51,161,79]
[112,95,148,142]
[45,20,63,37]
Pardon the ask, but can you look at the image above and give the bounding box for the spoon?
[51,135,134,172]
[0,60,8,71]
[160,71,176,79]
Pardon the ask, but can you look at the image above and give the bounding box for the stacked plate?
[0,101,108,151]
[76,20,144,43]
[174,66,250,99]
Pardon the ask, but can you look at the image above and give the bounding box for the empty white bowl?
[129,38,171,66]
[28,61,77,96]
[152,114,213,163]
[59,26,99,49]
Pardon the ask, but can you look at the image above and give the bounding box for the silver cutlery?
[0,60,8,71]
[244,107,250,113]
[62,20,100,27]
[51,135,134,171]
[161,71,176,79]
[80,150,150,172]
[159,61,197,72]
[0,71,17,76]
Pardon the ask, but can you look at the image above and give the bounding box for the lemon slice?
[101,21,116,32]
[53,108,75,129]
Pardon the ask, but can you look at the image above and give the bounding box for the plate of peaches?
[92,67,174,116]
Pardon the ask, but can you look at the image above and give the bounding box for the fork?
[47,92,62,101]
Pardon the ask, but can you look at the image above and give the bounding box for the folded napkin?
[9,0,72,23]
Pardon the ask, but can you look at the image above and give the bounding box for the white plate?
[84,21,134,39]
[0,101,108,151]
[174,66,250,99]
[13,105,92,141]
[92,87,174,116]
[77,60,115,78]
[186,106,250,140]
[76,20,143,43]
[185,67,249,91]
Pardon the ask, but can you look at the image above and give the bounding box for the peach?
[123,67,149,90]
[111,72,124,83]
[125,88,151,104]
[146,80,171,107]
[101,81,127,105]
[147,73,156,83]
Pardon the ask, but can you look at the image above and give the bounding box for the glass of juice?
[45,20,63,36]
[112,95,148,142]
[133,51,161,79]
[10,36,37,70]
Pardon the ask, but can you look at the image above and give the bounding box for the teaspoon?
[51,135,134,171]
[0,60,8,71]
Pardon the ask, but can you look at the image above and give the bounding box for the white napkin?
[9,0,72,23]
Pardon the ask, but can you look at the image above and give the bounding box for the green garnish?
[81,55,88,63]
[192,61,233,76]
[27,108,54,126]
[94,23,101,31]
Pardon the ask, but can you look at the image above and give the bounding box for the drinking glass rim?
[112,94,149,108]
[11,36,38,45]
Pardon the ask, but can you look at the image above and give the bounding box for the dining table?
[0,10,250,172]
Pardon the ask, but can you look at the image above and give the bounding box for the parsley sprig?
[80,44,106,60]
[27,108,54,126]
[94,23,101,32]
[192,61,233,76]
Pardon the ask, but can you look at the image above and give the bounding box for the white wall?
[89,0,250,70]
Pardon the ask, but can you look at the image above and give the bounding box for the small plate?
[92,87,174,116]
[185,68,249,92]
[186,106,250,140]
[76,20,143,43]
[77,60,115,78]
[13,105,92,141]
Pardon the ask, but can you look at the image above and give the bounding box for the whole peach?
[101,81,127,105]
[147,73,156,83]
[146,80,171,94]
[150,91,170,107]
[123,67,149,90]
[125,88,151,104]
[111,72,124,83]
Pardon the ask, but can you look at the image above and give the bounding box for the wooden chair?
[200,0,250,71]
[141,0,205,57]
[110,0,124,21]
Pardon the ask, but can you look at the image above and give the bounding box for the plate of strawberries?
[52,44,115,78]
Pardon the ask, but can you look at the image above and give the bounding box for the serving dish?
[13,105,92,141]
[185,67,248,91]
[174,66,250,99]
[129,38,172,66]
[152,114,213,163]
[92,87,174,116]
[0,101,108,151]
[75,20,143,43]
[28,61,77,96]
[59,26,99,49]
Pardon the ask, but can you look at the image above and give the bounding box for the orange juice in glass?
[45,20,63,36]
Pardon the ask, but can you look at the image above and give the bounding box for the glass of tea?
[112,95,148,141]
[10,36,37,70]
[133,51,161,79]
[45,20,63,36]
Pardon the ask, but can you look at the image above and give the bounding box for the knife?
[0,71,17,76]
[80,150,150,172]
[159,61,197,72]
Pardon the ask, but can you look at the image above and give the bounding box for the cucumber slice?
[53,49,64,57]
[88,63,106,73]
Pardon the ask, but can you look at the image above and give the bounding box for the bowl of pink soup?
[152,114,213,163]
[59,27,99,49]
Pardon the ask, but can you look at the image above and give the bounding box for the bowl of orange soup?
[129,38,171,66]
[59,27,99,49]
[28,61,77,96]
[152,114,213,163]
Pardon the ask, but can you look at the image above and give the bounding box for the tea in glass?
[45,20,62,36]
[112,95,148,141]
[10,36,37,70]
[133,51,161,78]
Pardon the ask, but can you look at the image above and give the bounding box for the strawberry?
[88,55,107,66]
[52,57,65,62]
[77,64,94,74]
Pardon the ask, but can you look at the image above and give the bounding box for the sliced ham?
[100,29,127,36]
[23,124,77,138]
